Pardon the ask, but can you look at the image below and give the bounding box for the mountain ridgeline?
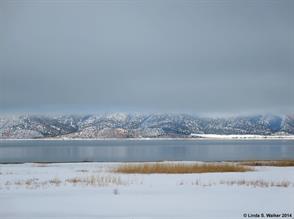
[0,113,293,139]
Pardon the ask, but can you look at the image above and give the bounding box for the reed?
[114,163,253,174]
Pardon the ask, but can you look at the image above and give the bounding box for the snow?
[0,162,294,219]
[191,133,294,140]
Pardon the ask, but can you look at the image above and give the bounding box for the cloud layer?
[1,0,293,114]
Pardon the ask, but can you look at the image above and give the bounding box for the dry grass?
[114,163,253,174]
[49,177,62,186]
[219,180,292,188]
[76,169,89,173]
[11,178,40,189]
[32,163,49,168]
[238,160,294,167]
[1,175,126,189]
[189,179,294,188]
[65,175,125,186]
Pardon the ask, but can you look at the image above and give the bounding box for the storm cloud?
[1,0,293,115]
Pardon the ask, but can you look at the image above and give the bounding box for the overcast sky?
[0,0,293,115]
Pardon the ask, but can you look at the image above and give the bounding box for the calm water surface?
[0,139,293,163]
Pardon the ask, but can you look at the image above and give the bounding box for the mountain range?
[0,113,293,139]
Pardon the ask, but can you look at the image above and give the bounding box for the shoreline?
[1,159,294,165]
[1,135,294,141]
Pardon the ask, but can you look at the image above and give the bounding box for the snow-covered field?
[0,162,294,219]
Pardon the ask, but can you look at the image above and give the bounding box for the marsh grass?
[1,175,126,189]
[219,180,292,188]
[65,175,125,186]
[114,163,253,174]
[189,179,293,188]
[238,160,294,167]
[10,178,40,189]
[49,177,62,186]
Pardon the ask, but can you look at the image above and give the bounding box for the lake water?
[0,139,293,163]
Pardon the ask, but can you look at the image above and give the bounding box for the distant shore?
[1,134,294,141]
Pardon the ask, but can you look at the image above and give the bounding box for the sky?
[0,0,293,115]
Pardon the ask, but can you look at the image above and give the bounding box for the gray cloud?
[1,0,293,115]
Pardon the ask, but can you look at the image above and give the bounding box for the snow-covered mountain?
[0,113,293,139]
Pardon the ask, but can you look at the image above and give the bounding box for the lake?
[0,139,293,163]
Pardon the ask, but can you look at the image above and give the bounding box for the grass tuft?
[114,163,253,174]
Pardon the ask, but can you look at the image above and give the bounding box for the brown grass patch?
[238,160,294,167]
[114,163,253,174]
